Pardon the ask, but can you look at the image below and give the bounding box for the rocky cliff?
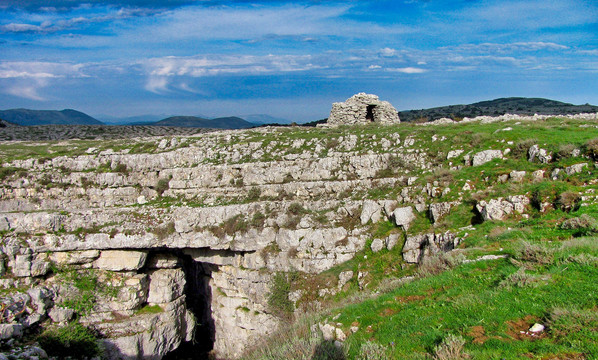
[1,112,597,359]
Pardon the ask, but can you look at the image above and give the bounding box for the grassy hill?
[236,117,598,360]
[399,97,598,122]
[0,109,103,126]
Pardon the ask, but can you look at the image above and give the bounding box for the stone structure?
[327,93,400,126]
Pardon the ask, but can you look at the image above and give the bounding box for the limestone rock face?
[327,93,400,126]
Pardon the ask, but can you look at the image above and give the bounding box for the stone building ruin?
[327,93,400,126]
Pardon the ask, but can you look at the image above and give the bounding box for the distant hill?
[239,114,291,125]
[399,97,598,122]
[0,109,103,126]
[97,114,172,125]
[153,116,254,129]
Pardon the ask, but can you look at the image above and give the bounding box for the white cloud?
[141,54,321,93]
[0,7,157,34]
[0,61,87,100]
[0,61,86,79]
[4,78,49,100]
[449,42,569,53]
[386,67,427,74]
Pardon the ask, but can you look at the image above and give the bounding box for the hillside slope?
[399,97,598,122]
[0,113,597,359]
[0,108,103,126]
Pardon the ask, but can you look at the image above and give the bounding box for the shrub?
[556,143,577,160]
[358,341,389,360]
[433,334,466,360]
[584,138,598,160]
[560,214,598,237]
[247,187,261,201]
[154,221,176,240]
[514,241,554,265]
[499,267,546,288]
[114,162,129,175]
[512,139,536,159]
[312,340,346,360]
[155,178,170,196]
[267,272,295,320]
[223,214,248,236]
[288,202,306,216]
[250,212,266,229]
[38,322,101,359]
[417,252,464,278]
[555,191,581,213]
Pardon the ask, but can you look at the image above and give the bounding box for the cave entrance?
[164,254,215,359]
[366,105,376,122]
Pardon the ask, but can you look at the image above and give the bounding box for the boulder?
[49,307,75,323]
[95,250,148,271]
[0,323,23,340]
[360,200,382,225]
[528,145,552,163]
[565,163,587,175]
[429,202,457,223]
[472,150,503,166]
[509,170,526,183]
[392,207,415,230]
[476,196,530,221]
[385,233,400,250]
[370,238,385,253]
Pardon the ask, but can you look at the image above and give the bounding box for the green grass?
[306,237,598,359]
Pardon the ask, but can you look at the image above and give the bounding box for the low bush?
[247,187,261,201]
[512,138,536,159]
[358,341,389,360]
[433,334,467,360]
[514,241,554,265]
[417,252,464,278]
[499,267,546,288]
[38,322,101,359]
[584,138,598,160]
[555,191,581,213]
[155,178,170,196]
[267,272,295,320]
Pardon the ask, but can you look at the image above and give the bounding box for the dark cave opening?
[164,254,216,359]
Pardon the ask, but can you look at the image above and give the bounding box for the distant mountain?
[0,109,103,126]
[97,114,172,125]
[153,116,254,129]
[239,114,291,125]
[399,97,598,122]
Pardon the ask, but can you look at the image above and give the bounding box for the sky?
[1,0,598,122]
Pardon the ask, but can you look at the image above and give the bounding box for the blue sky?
[1,0,597,122]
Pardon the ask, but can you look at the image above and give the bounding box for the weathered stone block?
[147,269,185,304]
[95,250,148,271]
